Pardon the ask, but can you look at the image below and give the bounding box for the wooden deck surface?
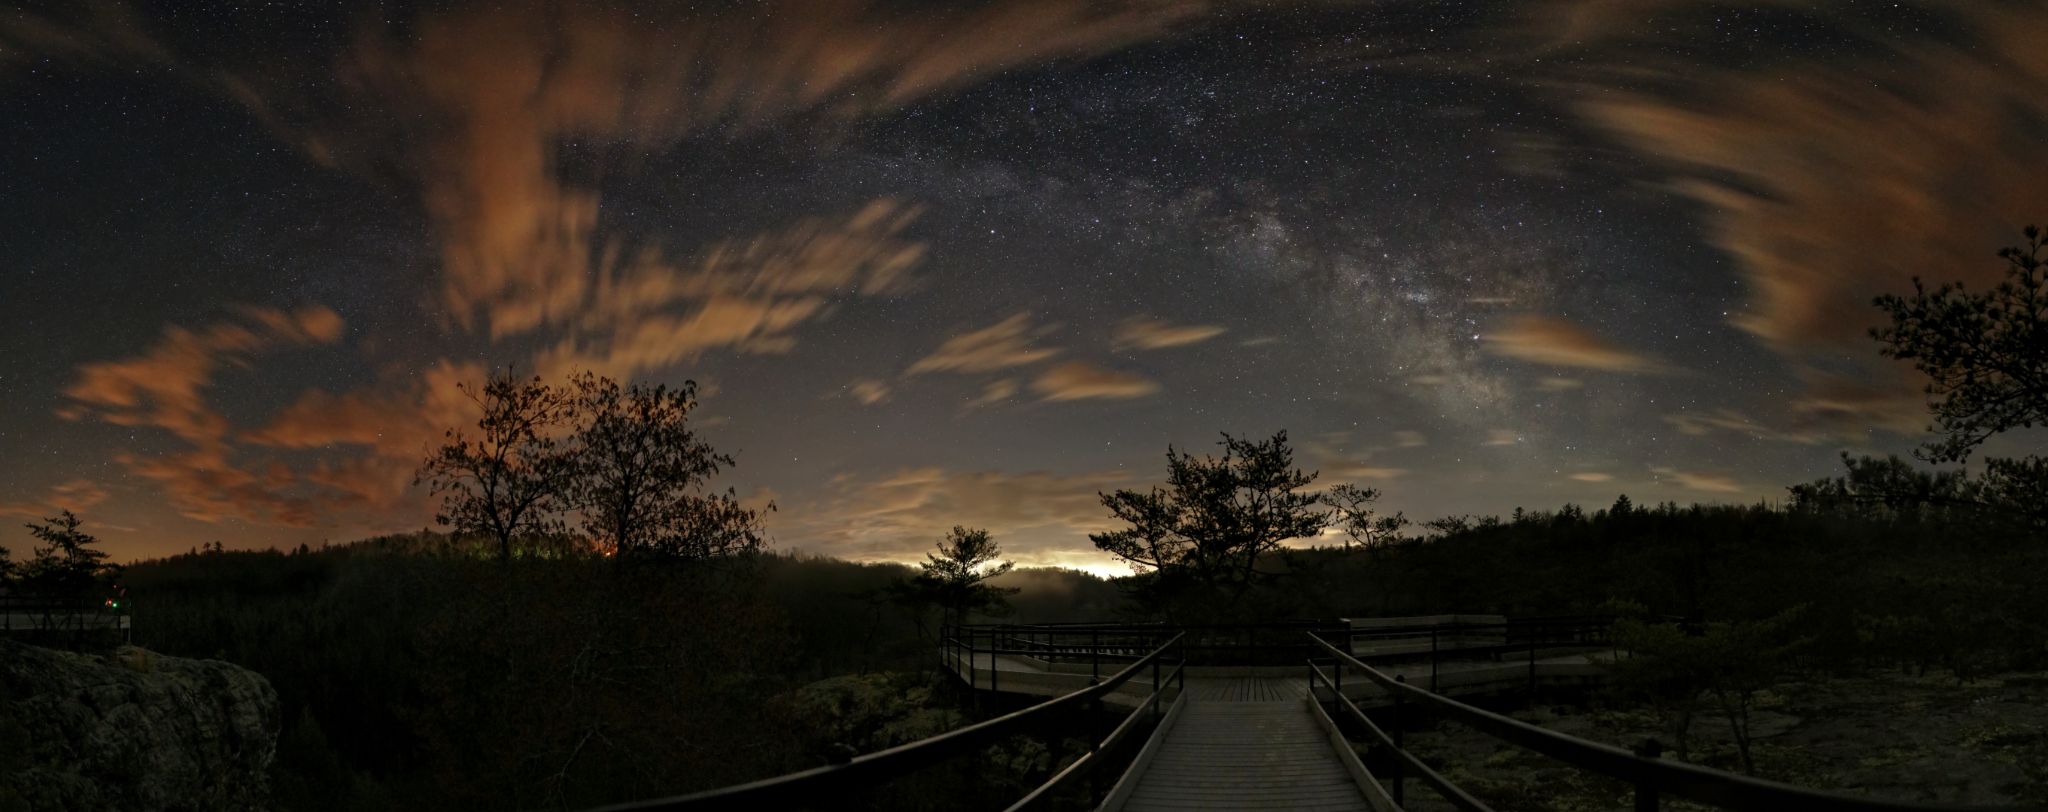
[1113,690,1370,811]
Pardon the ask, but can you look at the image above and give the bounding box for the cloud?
[1483,315,1662,373]
[846,379,891,406]
[0,4,168,77]
[908,314,1061,375]
[1482,429,1520,447]
[1031,361,1161,402]
[1664,409,1826,445]
[788,467,1138,563]
[1536,376,1583,391]
[1786,370,1930,438]
[1568,472,1613,483]
[1499,2,2048,432]
[319,1,1216,337]
[538,200,927,381]
[1650,466,1746,495]
[118,448,337,527]
[1392,431,1427,448]
[62,306,345,447]
[964,378,1020,410]
[1326,464,1406,481]
[0,480,111,520]
[1570,5,2048,358]
[1114,317,1227,350]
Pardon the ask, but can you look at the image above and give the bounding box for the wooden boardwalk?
[1105,682,1375,811]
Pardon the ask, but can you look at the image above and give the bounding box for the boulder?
[0,640,278,811]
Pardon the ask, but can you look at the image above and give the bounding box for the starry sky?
[4,0,2046,571]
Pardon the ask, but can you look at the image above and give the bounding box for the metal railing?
[943,621,1347,674]
[587,633,1186,812]
[1305,632,2024,812]
[0,594,130,638]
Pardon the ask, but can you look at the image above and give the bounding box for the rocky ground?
[1393,669,2048,811]
[0,640,279,812]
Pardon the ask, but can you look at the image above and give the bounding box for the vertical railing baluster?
[1392,673,1407,806]
[1633,739,1664,812]
[1092,628,1100,681]
[1430,627,1440,692]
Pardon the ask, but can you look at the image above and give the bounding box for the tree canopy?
[1874,225,2048,463]
[415,373,576,561]
[1090,431,1327,613]
[18,510,120,599]
[898,526,1018,630]
[567,373,768,560]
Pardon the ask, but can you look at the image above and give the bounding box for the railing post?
[1178,636,1187,694]
[1430,627,1440,692]
[1633,738,1664,812]
[1152,651,1161,712]
[1392,674,1406,806]
[1092,628,1101,681]
[1528,630,1539,703]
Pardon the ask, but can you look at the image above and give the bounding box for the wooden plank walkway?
[1112,688,1371,811]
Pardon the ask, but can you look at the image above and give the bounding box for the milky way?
[3,1,2044,570]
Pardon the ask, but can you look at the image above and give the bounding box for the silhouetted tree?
[1092,432,1326,614]
[1875,225,2048,463]
[416,373,576,561]
[1790,452,2048,527]
[907,527,1018,630]
[1323,483,1407,550]
[567,373,768,559]
[20,510,120,599]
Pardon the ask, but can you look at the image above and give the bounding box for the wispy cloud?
[1483,315,1663,373]
[1664,409,1825,445]
[1113,316,1226,350]
[909,314,1061,375]
[845,379,892,406]
[1650,466,1746,495]
[1031,361,1160,402]
[0,479,111,519]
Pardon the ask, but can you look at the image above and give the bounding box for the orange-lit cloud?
[62,306,344,447]
[964,378,1021,411]
[845,379,892,406]
[1568,472,1612,483]
[0,479,111,520]
[1483,315,1662,373]
[1650,466,1745,495]
[324,1,1216,337]
[909,314,1062,375]
[1031,361,1160,402]
[1114,317,1227,350]
[1664,409,1826,446]
[1326,464,1406,481]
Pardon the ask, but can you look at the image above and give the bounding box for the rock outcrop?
[0,640,279,812]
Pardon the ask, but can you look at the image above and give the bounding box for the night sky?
[4,1,2045,571]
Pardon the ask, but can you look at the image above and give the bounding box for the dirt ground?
[1390,669,2048,811]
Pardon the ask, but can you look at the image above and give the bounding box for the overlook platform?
[590,615,2015,812]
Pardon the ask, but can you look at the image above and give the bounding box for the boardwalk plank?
[1107,683,1371,812]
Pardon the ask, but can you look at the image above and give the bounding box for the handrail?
[1306,633,2023,812]
[1002,660,1185,812]
[1308,661,1493,812]
[587,633,1185,812]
